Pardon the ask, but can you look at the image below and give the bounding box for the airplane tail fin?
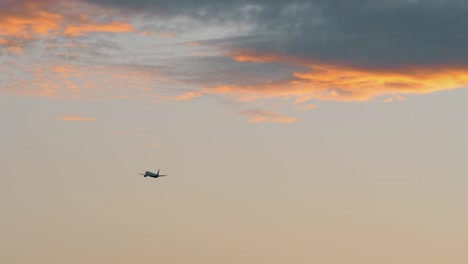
[157,169,160,175]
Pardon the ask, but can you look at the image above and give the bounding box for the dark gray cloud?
[83,0,468,70]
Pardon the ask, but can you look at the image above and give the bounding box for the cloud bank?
[2,0,468,122]
[84,0,468,68]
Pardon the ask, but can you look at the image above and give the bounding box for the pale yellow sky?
[2,92,468,263]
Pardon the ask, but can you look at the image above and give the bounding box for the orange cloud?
[0,0,136,44]
[174,91,204,101]
[0,2,63,39]
[219,51,468,105]
[58,115,97,121]
[230,52,279,63]
[238,109,297,124]
[293,64,468,101]
[64,22,135,36]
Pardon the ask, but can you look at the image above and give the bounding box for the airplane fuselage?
[144,171,159,178]
[139,169,166,178]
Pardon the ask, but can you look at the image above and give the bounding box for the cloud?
[301,104,316,110]
[58,115,97,121]
[63,21,135,36]
[0,0,63,39]
[112,1,468,67]
[141,30,176,38]
[1,61,174,99]
[238,109,297,124]
[3,0,468,124]
[82,0,468,71]
[77,0,468,107]
[181,52,468,105]
[174,91,204,101]
[114,130,126,135]
[0,0,136,44]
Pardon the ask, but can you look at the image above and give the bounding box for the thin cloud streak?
[238,109,297,124]
[173,91,204,101]
[145,140,161,149]
[301,104,317,110]
[58,115,97,121]
[63,21,135,36]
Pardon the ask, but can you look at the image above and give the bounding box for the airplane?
[138,169,168,178]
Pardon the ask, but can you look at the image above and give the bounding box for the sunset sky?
[2,0,468,263]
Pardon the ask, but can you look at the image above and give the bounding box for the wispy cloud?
[58,115,97,121]
[145,140,161,149]
[238,109,297,124]
[174,91,204,101]
[301,104,317,110]
[141,30,176,38]
[135,127,149,133]
[1,62,172,99]
[64,22,135,37]
[0,0,139,59]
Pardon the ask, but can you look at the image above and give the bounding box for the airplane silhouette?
[138,169,168,178]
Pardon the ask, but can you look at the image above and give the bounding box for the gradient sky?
[2,0,468,263]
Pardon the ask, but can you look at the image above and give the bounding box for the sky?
[2,0,468,263]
